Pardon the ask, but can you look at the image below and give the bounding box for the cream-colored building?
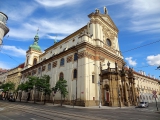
[21,8,160,107]
[6,64,24,90]
[21,8,124,106]
[0,12,9,45]
[134,71,160,103]
[0,69,8,85]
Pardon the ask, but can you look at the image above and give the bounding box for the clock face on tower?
[106,38,111,46]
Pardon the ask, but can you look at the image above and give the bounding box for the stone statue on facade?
[104,6,108,14]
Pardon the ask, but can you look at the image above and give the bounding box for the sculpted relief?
[102,27,117,49]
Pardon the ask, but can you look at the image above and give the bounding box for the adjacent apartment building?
[6,63,24,90]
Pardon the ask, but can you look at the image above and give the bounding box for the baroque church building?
[21,8,137,107]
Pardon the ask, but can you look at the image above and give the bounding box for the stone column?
[132,82,137,105]
[124,79,130,106]
[109,76,113,106]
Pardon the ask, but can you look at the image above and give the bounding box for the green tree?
[27,75,51,104]
[39,75,51,105]
[0,82,15,100]
[52,79,68,106]
[16,83,28,102]
[27,76,39,103]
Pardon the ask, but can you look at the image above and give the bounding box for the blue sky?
[0,0,160,78]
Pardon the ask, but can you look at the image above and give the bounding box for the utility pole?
[93,62,105,108]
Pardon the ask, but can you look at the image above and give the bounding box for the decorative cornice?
[26,48,42,54]
[41,25,87,56]
[22,42,123,74]
[88,14,118,33]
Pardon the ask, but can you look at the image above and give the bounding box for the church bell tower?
[24,33,42,69]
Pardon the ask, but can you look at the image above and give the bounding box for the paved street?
[0,101,159,120]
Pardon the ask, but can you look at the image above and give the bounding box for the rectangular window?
[92,75,94,83]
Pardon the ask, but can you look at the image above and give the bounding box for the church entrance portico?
[100,62,137,107]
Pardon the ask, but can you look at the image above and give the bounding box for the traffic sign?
[153,94,157,98]
[152,90,157,95]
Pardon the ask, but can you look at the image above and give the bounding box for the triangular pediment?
[88,12,118,32]
[100,15,118,32]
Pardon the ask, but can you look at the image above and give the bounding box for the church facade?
[21,9,138,107]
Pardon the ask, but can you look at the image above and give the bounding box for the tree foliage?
[52,79,68,106]
[0,82,15,92]
[17,75,51,103]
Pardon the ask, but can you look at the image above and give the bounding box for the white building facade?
[134,71,160,103]
[21,9,130,106]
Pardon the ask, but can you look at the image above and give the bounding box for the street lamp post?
[97,80,101,108]
[93,62,105,108]
[118,88,121,108]
[33,85,36,103]
[141,88,144,102]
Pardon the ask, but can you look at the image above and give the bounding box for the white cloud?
[0,61,11,69]
[2,2,37,21]
[127,0,160,17]
[35,0,81,7]
[125,0,160,33]
[105,0,128,6]
[8,16,86,41]
[111,0,160,34]
[125,57,137,66]
[147,54,160,66]
[2,45,26,57]
[46,35,67,40]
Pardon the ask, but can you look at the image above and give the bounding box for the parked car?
[8,95,15,102]
[138,102,149,108]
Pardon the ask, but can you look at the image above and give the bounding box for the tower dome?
[29,34,41,51]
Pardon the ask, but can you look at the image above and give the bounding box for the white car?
[138,102,149,108]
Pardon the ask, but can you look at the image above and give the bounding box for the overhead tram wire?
[122,39,160,53]
[0,51,20,64]
[0,35,21,64]
[1,36,159,69]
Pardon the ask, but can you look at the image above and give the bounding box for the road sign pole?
[155,97,159,111]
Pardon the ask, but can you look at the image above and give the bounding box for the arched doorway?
[104,84,110,106]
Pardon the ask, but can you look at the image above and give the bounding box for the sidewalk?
[15,100,136,110]
[45,102,136,110]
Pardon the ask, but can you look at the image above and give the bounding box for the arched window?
[92,74,95,83]
[26,56,29,66]
[106,38,111,46]
[74,53,78,61]
[59,72,64,80]
[48,63,51,71]
[73,69,77,79]
[33,58,37,65]
[60,58,64,66]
